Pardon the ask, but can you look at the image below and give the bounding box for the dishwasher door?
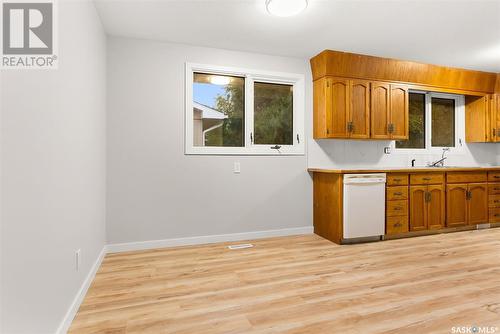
[343,174,386,240]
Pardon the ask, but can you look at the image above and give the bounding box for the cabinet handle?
[494,176,500,179]
[394,207,403,211]
[393,178,402,182]
[423,177,432,181]
[425,191,431,202]
[493,128,497,137]
[347,121,354,133]
[393,223,402,227]
[394,192,403,196]
[494,214,500,217]
[387,123,395,134]
[466,190,472,200]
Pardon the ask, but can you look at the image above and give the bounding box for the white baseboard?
[56,246,106,334]
[106,226,313,253]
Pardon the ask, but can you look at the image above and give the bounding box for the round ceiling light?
[266,0,308,17]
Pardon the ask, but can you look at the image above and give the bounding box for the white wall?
[106,37,312,244]
[0,2,107,333]
[308,140,500,169]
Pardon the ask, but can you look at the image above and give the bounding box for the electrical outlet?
[233,162,241,174]
[75,249,81,271]
[384,147,391,154]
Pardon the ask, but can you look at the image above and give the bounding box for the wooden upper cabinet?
[313,77,371,139]
[371,82,391,139]
[489,94,500,143]
[427,185,445,230]
[370,82,409,140]
[465,95,490,143]
[328,78,350,138]
[311,50,499,142]
[447,184,468,227]
[390,85,409,140]
[349,80,370,139]
[468,183,488,225]
[409,186,427,231]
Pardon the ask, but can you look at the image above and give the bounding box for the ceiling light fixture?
[266,0,308,17]
[210,75,230,85]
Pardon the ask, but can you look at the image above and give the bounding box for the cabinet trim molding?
[311,50,498,95]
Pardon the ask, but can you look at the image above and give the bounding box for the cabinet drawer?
[489,208,500,223]
[386,200,408,216]
[488,171,500,182]
[410,173,444,185]
[489,195,500,208]
[446,172,487,184]
[387,174,409,186]
[387,186,408,201]
[386,216,409,235]
[489,184,500,195]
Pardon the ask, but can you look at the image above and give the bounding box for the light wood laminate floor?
[69,229,500,333]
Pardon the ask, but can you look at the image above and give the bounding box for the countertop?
[308,166,500,174]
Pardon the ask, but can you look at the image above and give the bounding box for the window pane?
[432,97,455,147]
[396,93,425,149]
[254,82,293,145]
[193,73,244,147]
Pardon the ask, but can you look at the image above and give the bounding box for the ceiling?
[94,0,500,72]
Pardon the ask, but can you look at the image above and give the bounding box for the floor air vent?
[227,243,254,250]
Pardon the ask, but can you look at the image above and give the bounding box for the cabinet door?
[409,186,427,231]
[427,185,445,230]
[390,85,409,140]
[327,78,350,138]
[370,82,391,139]
[447,184,468,227]
[493,95,500,143]
[468,183,488,225]
[349,80,370,139]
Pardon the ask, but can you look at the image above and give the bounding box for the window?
[395,92,463,152]
[186,63,304,155]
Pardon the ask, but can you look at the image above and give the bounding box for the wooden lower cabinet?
[446,184,468,227]
[468,183,488,225]
[409,185,445,231]
[386,216,409,235]
[489,174,500,223]
[447,183,488,227]
[428,185,446,229]
[409,186,427,231]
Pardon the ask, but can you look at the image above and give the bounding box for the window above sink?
[393,91,465,155]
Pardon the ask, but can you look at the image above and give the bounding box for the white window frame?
[185,63,305,155]
[392,91,465,155]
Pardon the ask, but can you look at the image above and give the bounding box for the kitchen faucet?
[428,148,450,167]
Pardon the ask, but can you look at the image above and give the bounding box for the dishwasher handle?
[344,173,387,184]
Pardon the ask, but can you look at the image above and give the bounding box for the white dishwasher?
[343,173,386,241]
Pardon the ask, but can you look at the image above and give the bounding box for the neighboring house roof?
[193,102,227,120]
